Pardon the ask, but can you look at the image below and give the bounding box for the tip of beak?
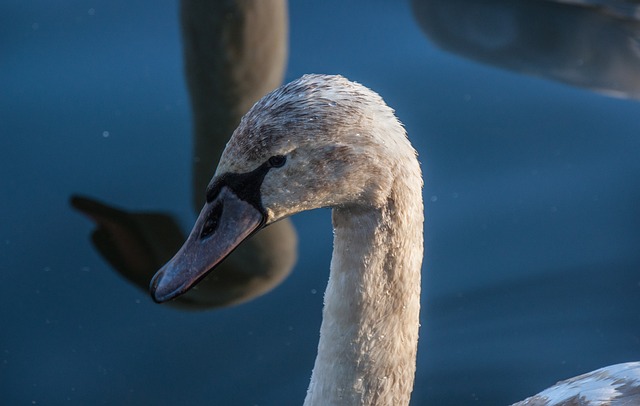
[149,268,183,303]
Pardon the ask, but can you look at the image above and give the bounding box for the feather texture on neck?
[304,164,423,406]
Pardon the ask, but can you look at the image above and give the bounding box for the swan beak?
[150,186,265,303]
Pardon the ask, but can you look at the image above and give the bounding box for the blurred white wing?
[514,362,640,405]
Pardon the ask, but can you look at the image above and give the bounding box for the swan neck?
[304,177,423,406]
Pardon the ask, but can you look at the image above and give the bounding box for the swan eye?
[268,155,286,168]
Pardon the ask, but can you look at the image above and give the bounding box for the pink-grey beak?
[150,186,265,302]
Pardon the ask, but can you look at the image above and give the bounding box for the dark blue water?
[2,0,640,404]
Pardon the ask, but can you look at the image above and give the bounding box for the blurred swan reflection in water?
[72,0,297,309]
[411,0,640,99]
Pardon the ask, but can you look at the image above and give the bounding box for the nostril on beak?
[200,201,223,239]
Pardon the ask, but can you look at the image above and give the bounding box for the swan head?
[151,74,419,302]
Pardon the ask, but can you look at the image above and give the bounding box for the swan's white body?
[151,74,640,405]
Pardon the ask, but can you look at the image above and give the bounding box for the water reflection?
[412,0,640,99]
[72,0,297,309]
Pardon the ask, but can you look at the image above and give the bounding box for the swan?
[149,74,640,405]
